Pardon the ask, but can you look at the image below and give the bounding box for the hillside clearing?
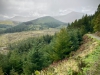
[0,29,59,54]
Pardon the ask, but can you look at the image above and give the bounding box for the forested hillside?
[0,4,100,75]
[0,16,67,34]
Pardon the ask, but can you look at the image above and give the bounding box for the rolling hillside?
[0,20,19,26]
[38,34,100,75]
[3,16,67,33]
[28,16,64,24]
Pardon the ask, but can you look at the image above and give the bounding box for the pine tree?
[50,28,75,61]
[92,4,100,32]
[94,14,100,32]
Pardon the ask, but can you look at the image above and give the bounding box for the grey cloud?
[0,0,100,19]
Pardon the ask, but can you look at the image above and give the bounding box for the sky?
[0,0,100,19]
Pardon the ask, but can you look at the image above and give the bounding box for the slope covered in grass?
[37,34,100,75]
[0,20,19,26]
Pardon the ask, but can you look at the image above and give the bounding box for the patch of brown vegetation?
[74,34,98,58]
[94,32,100,37]
[76,35,93,52]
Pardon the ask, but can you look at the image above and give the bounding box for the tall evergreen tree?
[94,14,100,32]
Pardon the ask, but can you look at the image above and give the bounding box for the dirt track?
[88,34,100,40]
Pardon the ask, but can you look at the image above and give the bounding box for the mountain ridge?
[0,20,19,26]
[2,16,67,33]
[8,16,37,22]
[53,11,85,23]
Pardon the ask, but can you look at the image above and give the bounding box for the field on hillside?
[0,20,18,26]
[0,28,59,47]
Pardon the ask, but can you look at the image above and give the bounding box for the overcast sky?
[0,0,100,19]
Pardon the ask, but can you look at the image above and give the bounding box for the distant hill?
[0,20,20,33]
[3,16,67,33]
[9,16,37,22]
[0,20,20,26]
[24,16,65,25]
[54,11,85,23]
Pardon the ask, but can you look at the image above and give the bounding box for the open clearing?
[0,28,59,54]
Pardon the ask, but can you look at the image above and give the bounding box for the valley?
[0,2,100,75]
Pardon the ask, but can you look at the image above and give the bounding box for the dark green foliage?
[4,24,29,33]
[0,24,13,34]
[9,51,23,74]
[48,28,82,61]
[91,4,100,32]
[0,53,12,75]
[68,14,94,34]
[22,48,44,74]
[26,45,45,74]
[4,35,53,75]
[42,34,53,43]
[67,6,99,33]
[8,35,53,53]
[43,22,61,28]
[93,14,100,32]
[8,37,37,52]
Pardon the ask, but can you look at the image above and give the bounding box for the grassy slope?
[37,34,100,75]
[0,21,16,26]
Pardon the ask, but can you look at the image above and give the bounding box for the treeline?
[0,24,13,33]
[68,4,100,33]
[0,24,12,28]
[0,22,62,34]
[0,4,100,75]
[0,17,67,34]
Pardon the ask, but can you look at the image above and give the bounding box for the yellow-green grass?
[0,21,15,25]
